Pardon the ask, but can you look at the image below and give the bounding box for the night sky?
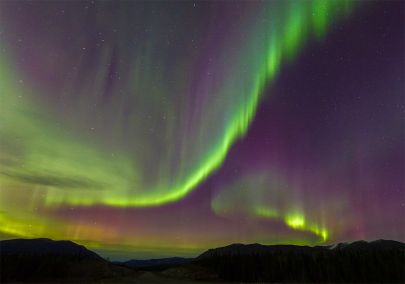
[0,1,404,260]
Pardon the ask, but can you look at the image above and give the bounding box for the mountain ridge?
[1,238,404,282]
[194,239,405,282]
[0,238,134,282]
[197,239,405,258]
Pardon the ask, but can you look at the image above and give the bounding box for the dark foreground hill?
[0,238,134,282]
[194,240,405,282]
[1,238,404,282]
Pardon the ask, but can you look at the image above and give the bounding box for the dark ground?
[1,238,404,283]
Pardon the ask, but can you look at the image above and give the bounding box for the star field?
[0,1,403,259]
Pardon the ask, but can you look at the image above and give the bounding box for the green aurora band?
[211,172,332,241]
[0,1,358,243]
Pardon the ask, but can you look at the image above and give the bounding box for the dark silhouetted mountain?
[0,238,101,257]
[118,256,192,269]
[0,238,134,282]
[194,240,405,282]
[1,238,404,282]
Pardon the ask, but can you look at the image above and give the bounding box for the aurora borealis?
[0,1,404,259]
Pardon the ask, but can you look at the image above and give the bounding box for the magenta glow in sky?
[0,1,404,259]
